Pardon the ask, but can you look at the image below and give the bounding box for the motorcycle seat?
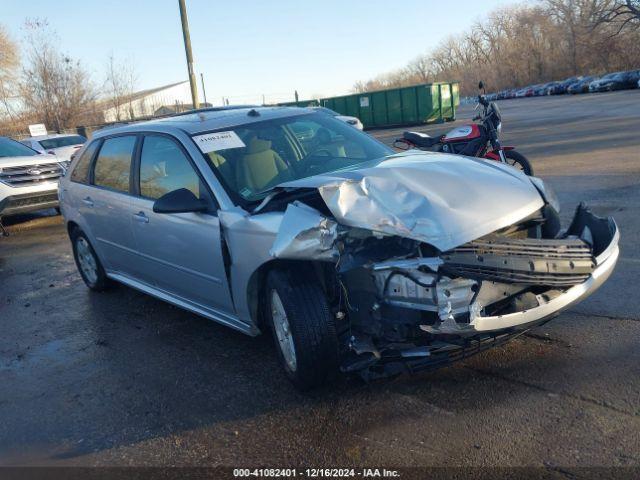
[403,131,442,148]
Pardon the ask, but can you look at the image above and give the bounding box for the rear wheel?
[70,228,111,291]
[504,150,533,176]
[265,269,339,390]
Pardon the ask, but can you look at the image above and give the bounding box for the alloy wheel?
[76,237,98,285]
[270,289,298,372]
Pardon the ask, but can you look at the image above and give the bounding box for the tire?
[70,228,111,291]
[265,268,339,390]
[504,150,533,176]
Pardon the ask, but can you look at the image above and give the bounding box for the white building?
[101,81,206,123]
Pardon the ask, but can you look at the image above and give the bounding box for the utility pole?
[178,0,199,109]
[200,73,207,105]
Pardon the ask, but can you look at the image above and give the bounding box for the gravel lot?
[1,90,639,473]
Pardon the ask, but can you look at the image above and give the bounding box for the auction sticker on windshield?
[193,131,245,153]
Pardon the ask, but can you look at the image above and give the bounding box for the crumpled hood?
[277,152,544,251]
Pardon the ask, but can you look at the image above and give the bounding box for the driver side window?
[139,135,207,201]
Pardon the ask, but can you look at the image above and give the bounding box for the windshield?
[0,137,38,158]
[38,135,86,150]
[192,112,392,205]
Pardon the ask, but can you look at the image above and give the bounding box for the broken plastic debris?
[269,201,338,260]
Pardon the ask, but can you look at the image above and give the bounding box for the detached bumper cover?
[470,206,619,332]
[471,240,618,331]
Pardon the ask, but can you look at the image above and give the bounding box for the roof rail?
[168,105,262,118]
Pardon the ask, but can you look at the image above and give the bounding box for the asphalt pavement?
[1,90,639,473]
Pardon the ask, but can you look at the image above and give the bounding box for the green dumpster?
[279,82,458,129]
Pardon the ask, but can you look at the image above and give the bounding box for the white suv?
[0,136,65,231]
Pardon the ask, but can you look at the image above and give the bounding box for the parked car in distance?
[589,72,625,92]
[514,88,527,98]
[541,82,560,95]
[58,106,619,390]
[311,106,364,130]
[505,88,518,99]
[532,83,553,96]
[588,70,639,92]
[549,76,581,95]
[613,70,640,90]
[21,133,87,162]
[567,76,597,94]
[0,136,65,225]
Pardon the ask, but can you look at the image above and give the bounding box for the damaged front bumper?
[438,227,618,334]
[377,204,619,335]
[342,204,619,377]
[269,199,619,377]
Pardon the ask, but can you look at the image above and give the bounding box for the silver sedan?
[59,106,619,390]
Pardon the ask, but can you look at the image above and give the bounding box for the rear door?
[79,135,139,274]
[128,133,235,316]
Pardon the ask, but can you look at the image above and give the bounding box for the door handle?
[82,196,94,207]
[133,211,149,223]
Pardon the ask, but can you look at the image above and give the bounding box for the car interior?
[199,114,377,202]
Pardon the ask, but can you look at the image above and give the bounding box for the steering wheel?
[301,149,332,174]
[313,149,332,157]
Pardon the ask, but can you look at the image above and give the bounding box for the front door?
[128,134,235,317]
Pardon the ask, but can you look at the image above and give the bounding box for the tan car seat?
[236,138,289,191]
[314,128,346,158]
[207,151,236,190]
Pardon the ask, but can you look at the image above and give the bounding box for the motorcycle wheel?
[504,150,533,176]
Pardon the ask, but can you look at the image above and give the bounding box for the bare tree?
[595,0,640,35]
[19,20,97,131]
[0,25,19,120]
[104,53,138,121]
[353,1,640,96]
[407,54,432,83]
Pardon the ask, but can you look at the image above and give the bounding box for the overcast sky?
[3,0,516,105]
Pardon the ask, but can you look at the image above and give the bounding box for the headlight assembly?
[529,176,560,213]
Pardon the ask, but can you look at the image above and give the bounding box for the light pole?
[201,73,207,105]
[178,0,199,109]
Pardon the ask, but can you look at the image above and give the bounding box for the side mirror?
[478,81,484,90]
[152,188,208,214]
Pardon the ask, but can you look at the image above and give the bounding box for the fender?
[484,146,515,161]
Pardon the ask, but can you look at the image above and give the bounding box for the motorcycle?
[394,81,533,175]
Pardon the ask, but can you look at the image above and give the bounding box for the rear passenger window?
[70,140,100,184]
[93,136,136,193]
[139,135,204,200]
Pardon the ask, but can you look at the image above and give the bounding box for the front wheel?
[503,150,533,176]
[265,269,340,390]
